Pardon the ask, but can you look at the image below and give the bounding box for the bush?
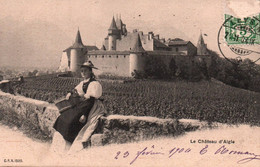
[144,56,169,79]
[131,70,147,79]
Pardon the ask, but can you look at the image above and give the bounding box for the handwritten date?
[114,145,260,165]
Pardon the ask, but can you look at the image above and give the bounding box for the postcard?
[0,0,259,166]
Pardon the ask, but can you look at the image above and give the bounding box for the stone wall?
[0,91,59,137]
[92,115,182,145]
[0,90,209,146]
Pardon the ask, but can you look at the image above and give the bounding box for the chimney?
[148,32,154,40]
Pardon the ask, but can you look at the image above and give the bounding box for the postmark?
[217,14,260,64]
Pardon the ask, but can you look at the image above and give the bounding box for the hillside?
[9,76,260,126]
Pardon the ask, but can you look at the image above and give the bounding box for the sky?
[0,0,259,69]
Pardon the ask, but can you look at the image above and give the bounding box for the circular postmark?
[217,14,260,65]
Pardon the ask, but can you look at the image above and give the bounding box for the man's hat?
[80,61,98,69]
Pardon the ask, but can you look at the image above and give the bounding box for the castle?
[58,15,208,77]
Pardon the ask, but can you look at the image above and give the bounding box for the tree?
[169,58,177,77]
[144,56,169,79]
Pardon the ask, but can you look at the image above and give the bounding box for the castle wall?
[86,54,131,77]
[169,45,188,54]
[58,52,70,72]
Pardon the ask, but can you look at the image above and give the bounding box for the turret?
[70,29,87,74]
[108,16,119,50]
[197,32,208,55]
[129,33,146,76]
[116,14,123,31]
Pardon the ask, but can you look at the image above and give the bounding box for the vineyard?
[11,75,260,126]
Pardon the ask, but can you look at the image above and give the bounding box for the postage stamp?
[218,13,260,63]
[224,14,260,45]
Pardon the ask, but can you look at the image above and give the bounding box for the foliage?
[131,70,147,79]
[207,49,260,92]
[144,56,169,79]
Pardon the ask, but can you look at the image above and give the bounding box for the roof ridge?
[131,33,145,52]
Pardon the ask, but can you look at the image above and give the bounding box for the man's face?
[81,67,92,79]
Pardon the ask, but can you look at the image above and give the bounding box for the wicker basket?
[54,96,81,113]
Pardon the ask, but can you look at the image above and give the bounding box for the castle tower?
[108,16,119,50]
[70,29,87,73]
[197,32,208,55]
[116,14,123,36]
[129,33,146,76]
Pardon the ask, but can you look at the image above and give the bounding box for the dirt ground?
[0,123,259,167]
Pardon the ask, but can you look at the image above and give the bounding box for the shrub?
[144,56,169,79]
[131,70,147,79]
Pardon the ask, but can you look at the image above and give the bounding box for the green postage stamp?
[224,14,260,45]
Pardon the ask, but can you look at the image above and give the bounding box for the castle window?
[124,55,126,58]
[109,55,111,58]
[176,48,179,52]
[102,55,104,58]
[95,55,97,58]
[116,55,118,58]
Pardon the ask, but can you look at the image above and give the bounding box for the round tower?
[108,16,119,50]
[70,29,87,73]
[129,33,146,76]
[70,48,84,73]
[108,35,117,50]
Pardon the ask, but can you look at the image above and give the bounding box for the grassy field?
[11,76,260,126]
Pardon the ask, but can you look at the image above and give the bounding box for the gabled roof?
[109,16,118,30]
[153,38,170,49]
[131,33,145,52]
[168,41,190,46]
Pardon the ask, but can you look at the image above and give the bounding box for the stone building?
[58,16,209,77]
[168,40,197,56]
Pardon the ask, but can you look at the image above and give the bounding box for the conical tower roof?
[131,33,145,52]
[109,16,118,30]
[72,29,85,48]
[116,15,123,30]
[197,32,205,46]
[197,31,208,55]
